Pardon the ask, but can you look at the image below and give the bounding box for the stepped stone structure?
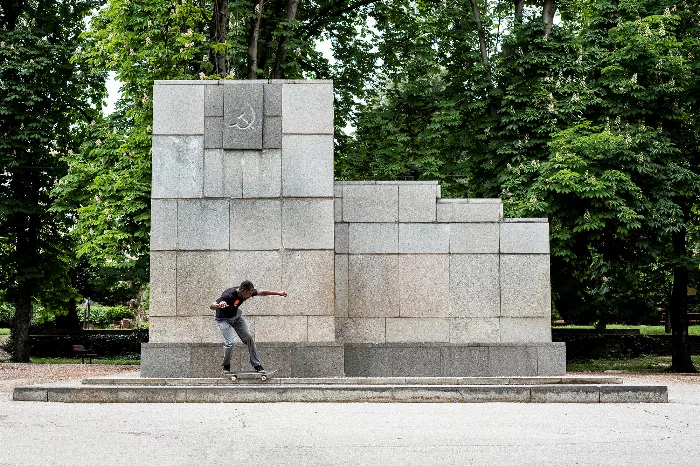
[141,79,566,378]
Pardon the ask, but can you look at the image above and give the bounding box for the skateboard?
[225,369,278,382]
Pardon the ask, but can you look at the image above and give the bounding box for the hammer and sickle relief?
[228,103,256,130]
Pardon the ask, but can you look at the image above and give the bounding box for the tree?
[61,0,383,285]
[0,0,104,361]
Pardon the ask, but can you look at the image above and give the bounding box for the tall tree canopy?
[0,0,104,360]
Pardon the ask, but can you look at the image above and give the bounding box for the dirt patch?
[0,363,139,401]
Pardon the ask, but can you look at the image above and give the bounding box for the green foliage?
[5,327,149,359]
[0,0,103,308]
[88,305,136,328]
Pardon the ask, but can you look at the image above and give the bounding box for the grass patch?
[555,325,700,336]
[28,357,140,365]
[568,355,700,372]
[0,328,9,335]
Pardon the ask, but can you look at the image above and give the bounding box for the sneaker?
[222,365,232,374]
[253,365,265,373]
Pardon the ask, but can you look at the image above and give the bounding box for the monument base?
[141,342,565,378]
[140,342,345,378]
[344,343,566,377]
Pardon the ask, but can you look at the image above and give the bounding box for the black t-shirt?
[215,287,258,319]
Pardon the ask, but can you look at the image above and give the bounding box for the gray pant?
[216,316,261,368]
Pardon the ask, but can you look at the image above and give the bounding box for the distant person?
[210,280,287,374]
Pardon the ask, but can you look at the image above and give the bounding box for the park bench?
[72,345,98,364]
[659,312,700,325]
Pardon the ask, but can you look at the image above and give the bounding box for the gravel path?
[0,362,140,401]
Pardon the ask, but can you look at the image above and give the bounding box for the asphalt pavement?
[1,377,699,465]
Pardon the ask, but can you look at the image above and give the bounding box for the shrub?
[25,327,149,358]
[89,305,136,328]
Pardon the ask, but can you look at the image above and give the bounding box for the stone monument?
[141,79,566,378]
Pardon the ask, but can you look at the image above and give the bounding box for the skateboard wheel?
[231,376,237,382]
[261,375,267,381]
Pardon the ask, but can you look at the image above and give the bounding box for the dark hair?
[239,280,255,291]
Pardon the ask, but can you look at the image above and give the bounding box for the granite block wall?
[150,80,335,344]
[334,181,552,345]
[147,80,562,377]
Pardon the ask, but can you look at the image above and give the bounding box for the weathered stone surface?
[205,83,224,116]
[264,83,282,116]
[229,250,283,316]
[240,149,281,198]
[281,134,334,197]
[398,183,437,222]
[150,251,177,317]
[500,221,550,254]
[334,197,343,222]
[281,250,335,316]
[500,317,551,343]
[335,223,349,254]
[230,199,281,251]
[204,117,223,149]
[449,254,500,318]
[531,385,600,403]
[342,184,398,223]
[348,223,398,254]
[153,84,204,135]
[178,199,230,250]
[399,223,450,253]
[223,82,263,149]
[398,254,450,317]
[282,83,334,134]
[335,318,385,343]
[599,385,668,403]
[282,198,334,250]
[307,316,336,342]
[385,318,450,343]
[150,316,209,343]
[391,346,443,376]
[254,316,308,342]
[500,254,551,317]
[348,254,399,317]
[449,223,500,254]
[335,254,349,317]
[537,343,567,375]
[203,149,243,198]
[263,116,282,148]
[449,318,500,343]
[440,346,490,376]
[437,199,503,222]
[152,136,204,199]
[176,251,230,316]
[488,345,538,376]
[150,199,178,251]
[292,345,345,377]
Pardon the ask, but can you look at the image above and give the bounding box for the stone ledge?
[13,383,668,403]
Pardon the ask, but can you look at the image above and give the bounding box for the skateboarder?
[210,280,287,374]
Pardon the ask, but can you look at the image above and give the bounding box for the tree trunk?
[12,283,32,362]
[210,0,229,77]
[469,0,489,64]
[543,0,557,37]
[514,0,524,24]
[246,0,265,79]
[669,205,697,372]
[272,0,301,79]
[11,210,39,362]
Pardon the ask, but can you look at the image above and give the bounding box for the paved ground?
[1,364,699,465]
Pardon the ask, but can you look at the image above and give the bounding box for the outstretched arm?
[256,290,288,297]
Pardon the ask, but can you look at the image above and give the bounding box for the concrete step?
[80,375,625,386]
[13,376,667,403]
